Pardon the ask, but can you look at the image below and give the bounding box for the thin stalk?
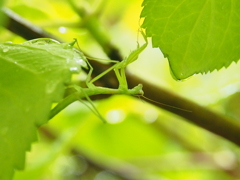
[49,85,143,119]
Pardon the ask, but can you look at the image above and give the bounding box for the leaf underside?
[141,0,240,80]
[0,40,82,179]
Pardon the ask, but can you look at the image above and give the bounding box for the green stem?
[49,92,79,119]
[49,85,143,120]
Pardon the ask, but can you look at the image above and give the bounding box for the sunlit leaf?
[141,0,240,79]
[0,39,84,179]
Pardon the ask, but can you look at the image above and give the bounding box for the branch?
[2,8,58,40]
[3,7,240,146]
[127,73,240,146]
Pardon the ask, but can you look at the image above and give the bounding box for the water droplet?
[73,50,88,69]
[3,48,9,52]
[76,58,87,68]
[70,67,79,72]
[76,58,83,64]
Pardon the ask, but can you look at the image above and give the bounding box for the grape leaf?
[141,0,240,79]
[0,39,85,180]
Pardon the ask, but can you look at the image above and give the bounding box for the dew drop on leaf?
[3,48,9,52]
[76,58,86,66]
[69,67,79,72]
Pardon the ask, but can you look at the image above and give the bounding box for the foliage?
[0,0,240,180]
[141,0,240,79]
[0,39,83,179]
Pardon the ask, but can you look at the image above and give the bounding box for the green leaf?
[0,39,84,180]
[0,1,7,26]
[141,0,240,80]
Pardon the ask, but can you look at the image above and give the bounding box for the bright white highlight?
[58,26,67,33]
[69,67,79,72]
[213,150,237,170]
[144,108,158,123]
[106,109,125,124]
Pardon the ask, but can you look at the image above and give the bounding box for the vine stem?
[49,85,143,119]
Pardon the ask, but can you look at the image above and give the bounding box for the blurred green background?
[1,0,240,179]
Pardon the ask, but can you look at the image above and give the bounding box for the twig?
[127,74,240,146]
[2,8,58,40]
